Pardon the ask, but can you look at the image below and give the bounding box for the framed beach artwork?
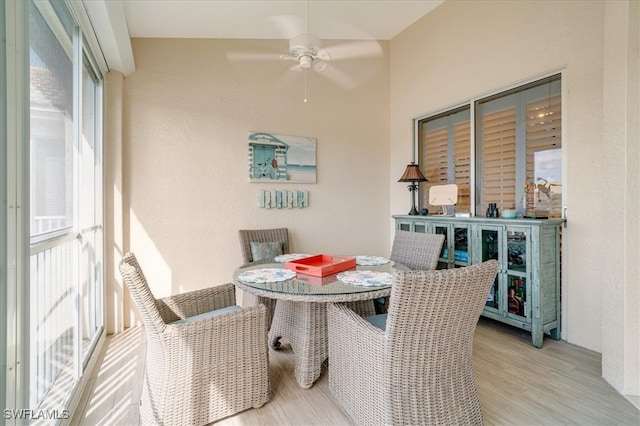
[247,132,317,183]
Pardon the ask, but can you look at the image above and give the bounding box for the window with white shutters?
[415,74,561,218]
[476,75,561,217]
[418,107,470,213]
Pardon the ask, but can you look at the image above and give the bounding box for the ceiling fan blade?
[313,61,328,72]
[289,63,303,72]
[316,63,360,90]
[226,51,284,62]
[322,40,383,61]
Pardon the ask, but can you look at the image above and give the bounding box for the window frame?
[3,0,106,419]
[414,72,564,219]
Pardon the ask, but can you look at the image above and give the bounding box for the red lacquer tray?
[293,272,340,286]
[285,254,356,277]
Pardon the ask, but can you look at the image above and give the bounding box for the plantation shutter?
[478,105,517,212]
[420,119,448,211]
[419,107,471,213]
[453,119,471,212]
[424,127,448,184]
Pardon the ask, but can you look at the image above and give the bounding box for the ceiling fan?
[226,0,383,101]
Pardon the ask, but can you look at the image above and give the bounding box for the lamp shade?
[398,163,428,182]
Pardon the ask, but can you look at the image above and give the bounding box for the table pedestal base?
[270,300,327,389]
[269,299,377,389]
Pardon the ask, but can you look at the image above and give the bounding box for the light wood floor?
[72,319,640,425]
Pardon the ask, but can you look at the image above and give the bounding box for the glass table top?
[234,260,409,296]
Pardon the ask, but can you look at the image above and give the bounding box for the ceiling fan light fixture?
[289,33,321,59]
[299,55,313,69]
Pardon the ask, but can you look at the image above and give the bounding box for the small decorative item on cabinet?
[428,184,458,215]
[398,162,428,215]
[501,208,517,219]
[486,203,499,218]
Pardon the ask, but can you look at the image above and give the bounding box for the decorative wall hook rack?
[259,190,309,209]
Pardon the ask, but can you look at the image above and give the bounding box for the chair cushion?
[364,313,388,331]
[170,305,242,324]
[250,241,283,261]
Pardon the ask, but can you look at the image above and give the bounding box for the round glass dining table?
[234,260,408,389]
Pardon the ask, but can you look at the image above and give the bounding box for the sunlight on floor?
[76,327,144,425]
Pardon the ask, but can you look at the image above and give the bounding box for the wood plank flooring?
[72,319,640,425]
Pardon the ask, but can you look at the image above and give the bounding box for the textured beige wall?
[118,38,390,312]
[389,0,638,401]
[601,0,640,400]
[104,71,125,334]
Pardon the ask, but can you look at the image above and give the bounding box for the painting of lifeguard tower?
[248,132,317,183]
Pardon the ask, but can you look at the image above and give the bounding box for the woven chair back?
[384,260,499,424]
[390,230,445,270]
[119,252,167,335]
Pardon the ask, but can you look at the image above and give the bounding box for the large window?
[3,0,105,421]
[417,75,562,218]
[28,0,104,413]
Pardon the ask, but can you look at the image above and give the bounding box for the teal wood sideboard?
[393,215,564,348]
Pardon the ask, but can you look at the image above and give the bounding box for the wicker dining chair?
[390,229,445,270]
[375,230,445,313]
[238,228,290,324]
[119,252,269,425]
[327,260,499,426]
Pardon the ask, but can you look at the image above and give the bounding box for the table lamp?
[398,162,427,215]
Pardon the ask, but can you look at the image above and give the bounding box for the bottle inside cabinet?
[508,276,526,317]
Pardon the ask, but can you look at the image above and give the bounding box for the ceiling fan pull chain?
[304,69,308,103]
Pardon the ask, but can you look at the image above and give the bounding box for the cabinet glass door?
[414,222,428,233]
[482,228,501,310]
[506,230,528,319]
[453,225,470,267]
[434,224,449,269]
[397,221,411,231]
